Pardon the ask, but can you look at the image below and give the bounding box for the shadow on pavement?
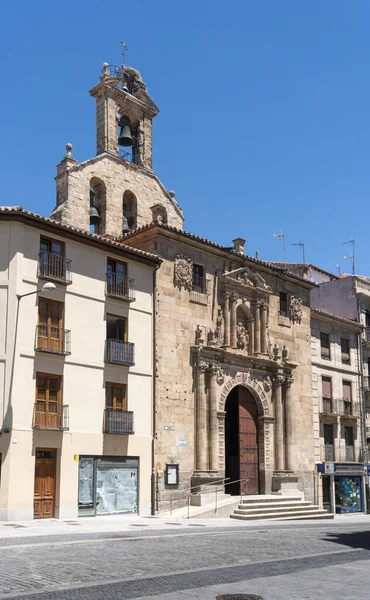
[324,530,370,551]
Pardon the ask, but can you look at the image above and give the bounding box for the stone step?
[190,492,231,507]
[230,508,331,521]
[234,503,318,516]
[240,495,302,505]
[238,500,311,510]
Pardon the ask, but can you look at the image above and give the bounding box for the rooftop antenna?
[121,41,128,64]
[336,264,341,276]
[272,231,287,267]
[292,241,305,264]
[343,238,355,275]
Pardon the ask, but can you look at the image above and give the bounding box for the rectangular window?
[324,424,334,445]
[343,380,352,415]
[35,373,62,428]
[37,299,64,353]
[107,259,128,297]
[106,383,127,411]
[279,292,288,316]
[322,377,332,412]
[320,332,330,360]
[345,426,354,461]
[341,338,350,365]
[40,237,64,257]
[192,263,204,291]
[106,314,127,341]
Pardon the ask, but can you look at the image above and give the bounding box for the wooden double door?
[225,386,260,495]
[34,449,56,519]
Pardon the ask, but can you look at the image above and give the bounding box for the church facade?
[50,59,317,511]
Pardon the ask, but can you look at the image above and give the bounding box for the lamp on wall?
[16,282,56,300]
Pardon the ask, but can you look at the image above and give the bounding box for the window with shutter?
[320,332,330,360]
[322,377,332,412]
[341,338,350,365]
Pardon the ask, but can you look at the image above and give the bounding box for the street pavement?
[0,515,370,599]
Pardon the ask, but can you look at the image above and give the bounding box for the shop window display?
[335,476,363,514]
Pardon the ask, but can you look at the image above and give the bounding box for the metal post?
[215,487,218,514]
[170,494,172,516]
[187,494,190,519]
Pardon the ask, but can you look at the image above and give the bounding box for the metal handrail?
[185,477,249,519]
[169,477,230,514]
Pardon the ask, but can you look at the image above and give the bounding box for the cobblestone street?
[0,517,370,599]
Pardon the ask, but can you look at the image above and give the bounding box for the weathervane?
[121,41,128,64]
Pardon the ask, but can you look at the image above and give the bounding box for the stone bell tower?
[51,61,184,236]
[91,63,158,169]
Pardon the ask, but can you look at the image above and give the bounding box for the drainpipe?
[151,265,159,515]
[356,295,368,512]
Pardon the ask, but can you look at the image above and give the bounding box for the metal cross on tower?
[121,41,128,64]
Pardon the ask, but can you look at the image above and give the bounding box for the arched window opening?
[123,191,137,232]
[150,204,167,225]
[90,178,107,235]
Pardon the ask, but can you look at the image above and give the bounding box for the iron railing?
[106,273,135,302]
[323,444,335,461]
[345,445,355,462]
[35,325,71,355]
[338,399,360,417]
[38,252,72,285]
[33,403,69,431]
[103,409,134,434]
[320,397,337,415]
[105,339,135,366]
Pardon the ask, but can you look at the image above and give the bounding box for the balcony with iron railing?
[105,339,135,366]
[338,399,361,418]
[321,443,335,461]
[38,252,72,285]
[345,445,355,462]
[103,409,134,434]
[33,403,69,431]
[35,325,71,355]
[106,273,135,302]
[319,397,337,415]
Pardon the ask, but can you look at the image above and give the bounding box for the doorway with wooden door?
[225,385,261,496]
[34,449,57,519]
[37,298,64,354]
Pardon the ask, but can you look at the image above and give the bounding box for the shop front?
[318,463,367,515]
[78,456,138,516]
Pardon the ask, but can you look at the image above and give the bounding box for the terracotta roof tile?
[311,308,362,328]
[0,206,161,264]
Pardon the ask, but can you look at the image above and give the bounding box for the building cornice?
[311,308,363,330]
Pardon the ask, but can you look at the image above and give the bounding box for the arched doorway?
[225,385,260,495]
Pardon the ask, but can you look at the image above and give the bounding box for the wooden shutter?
[320,332,330,358]
[341,339,350,363]
[343,381,352,401]
[322,377,332,398]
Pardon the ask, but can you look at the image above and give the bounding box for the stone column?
[249,318,254,355]
[223,292,230,347]
[230,293,238,348]
[274,375,284,471]
[284,376,294,471]
[260,303,268,354]
[254,302,261,354]
[196,361,208,471]
[209,364,219,471]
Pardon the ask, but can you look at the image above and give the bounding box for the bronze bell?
[89,190,101,226]
[122,215,131,234]
[118,116,133,147]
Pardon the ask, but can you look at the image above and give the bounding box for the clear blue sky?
[1,1,369,275]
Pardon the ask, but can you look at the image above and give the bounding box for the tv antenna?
[343,238,355,275]
[273,231,287,267]
[292,241,305,264]
[335,264,341,276]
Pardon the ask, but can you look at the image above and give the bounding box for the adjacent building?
[0,207,159,520]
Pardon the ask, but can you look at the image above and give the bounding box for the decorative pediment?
[220,267,272,294]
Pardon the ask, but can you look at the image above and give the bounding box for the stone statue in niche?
[216,366,225,385]
[207,328,219,347]
[236,322,249,350]
[216,309,223,341]
[289,295,303,323]
[282,345,288,362]
[195,324,204,346]
[174,255,192,290]
[273,343,280,362]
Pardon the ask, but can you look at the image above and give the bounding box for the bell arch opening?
[224,385,262,496]
[89,177,106,234]
[122,191,137,232]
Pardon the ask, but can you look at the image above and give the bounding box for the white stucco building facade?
[0,207,159,520]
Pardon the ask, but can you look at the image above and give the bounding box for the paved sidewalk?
[0,512,369,540]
